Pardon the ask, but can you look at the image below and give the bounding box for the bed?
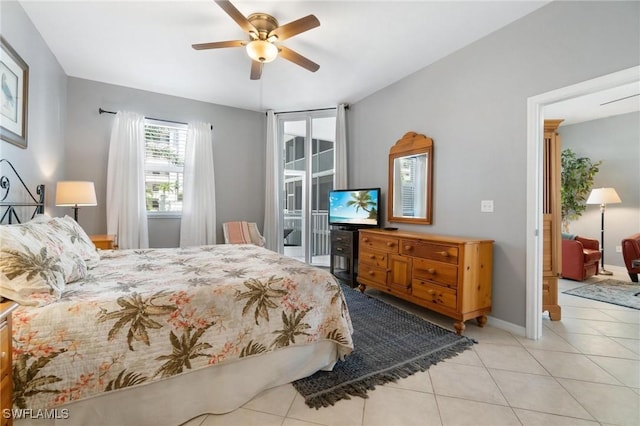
[0,160,354,426]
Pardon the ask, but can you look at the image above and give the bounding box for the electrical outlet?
[481,200,494,213]
[615,245,622,253]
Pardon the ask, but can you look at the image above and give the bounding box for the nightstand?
[1,301,18,426]
[90,234,117,250]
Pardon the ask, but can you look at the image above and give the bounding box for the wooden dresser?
[1,301,18,426]
[357,229,493,335]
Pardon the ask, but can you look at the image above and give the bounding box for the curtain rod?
[270,105,349,116]
[99,108,212,130]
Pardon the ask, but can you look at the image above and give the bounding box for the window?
[144,119,187,214]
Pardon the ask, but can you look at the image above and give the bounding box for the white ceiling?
[544,82,640,126]
[20,0,552,113]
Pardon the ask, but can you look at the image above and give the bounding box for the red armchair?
[561,236,601,281]
[621,233,640,282]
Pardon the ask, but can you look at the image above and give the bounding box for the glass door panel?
[310,116,335,266]
[282,120,306,262]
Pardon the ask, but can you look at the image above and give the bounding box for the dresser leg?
[476,315,488,328]
[546,306,561,321]
[454,321,466,335]
[358,283,367,293]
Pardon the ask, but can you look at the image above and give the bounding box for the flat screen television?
[328,188,381,228]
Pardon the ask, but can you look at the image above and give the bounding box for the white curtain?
[180,122,216,247]
[106,111,149,249]
[334,104,348,189]
[263,110,280,252]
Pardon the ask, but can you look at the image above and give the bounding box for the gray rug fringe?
[302,334,474,409]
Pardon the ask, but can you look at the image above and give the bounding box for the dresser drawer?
[413,258,458,288]
[0,323,8,381]
[412,280,457,310]
[360,233,399,253]
[359,264,388,286]
[359,249,389,268]
[1,374,10,426]
[401,240,458,264]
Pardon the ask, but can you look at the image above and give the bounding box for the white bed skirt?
[15,341,338,426]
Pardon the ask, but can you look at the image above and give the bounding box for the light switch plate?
[481,200,494,213]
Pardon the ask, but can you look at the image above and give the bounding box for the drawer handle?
[336,237,343,241]
[404,245,413,251]
[368,270,375,276]
[386,242,394,247]
[438,251,450,257]
[1,351,5,359]
[368,254,375,259]
[427,289,436,295]
[427,268,437,274]
[362,237,369,242]
[336,247,343,252]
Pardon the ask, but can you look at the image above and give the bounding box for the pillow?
[0,224,67,306]
[48,215,100,268]
[30,213,52,223]
[23,221,88,282]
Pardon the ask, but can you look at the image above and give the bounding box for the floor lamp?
[55,181,97,222]
[586,187,621,276]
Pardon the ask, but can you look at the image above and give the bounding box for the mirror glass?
[388,132,433,224]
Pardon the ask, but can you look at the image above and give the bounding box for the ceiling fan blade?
[269,15,320,41]
[215,0,258,34]
[250,60,263,80]
[278,46,320,73]
[192,40,245,50]
[215,0,256,34]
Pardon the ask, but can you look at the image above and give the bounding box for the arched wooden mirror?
[388,132,434,224]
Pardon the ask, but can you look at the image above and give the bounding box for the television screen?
[328,188,381,228]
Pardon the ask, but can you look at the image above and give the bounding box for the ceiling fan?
[192,0,320,80]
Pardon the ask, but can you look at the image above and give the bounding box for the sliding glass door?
[278,111,336,265]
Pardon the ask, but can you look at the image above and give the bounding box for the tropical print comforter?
[11,244,354,410]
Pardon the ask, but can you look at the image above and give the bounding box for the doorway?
[525,66,640,339]
[278,111,337,266]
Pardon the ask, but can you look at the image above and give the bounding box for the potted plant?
[560,148,601,232]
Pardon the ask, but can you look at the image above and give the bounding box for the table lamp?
[55,181,97,221]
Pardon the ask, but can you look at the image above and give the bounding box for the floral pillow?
[0,224,67,306]
[23,221,88,282]
[47,215,100,268]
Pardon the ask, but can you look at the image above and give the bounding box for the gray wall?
[348,1,639,327]
[559,112,640,268]
[65,77,265,247]
[0,1,67,215]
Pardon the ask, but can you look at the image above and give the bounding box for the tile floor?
[182,269,639,426]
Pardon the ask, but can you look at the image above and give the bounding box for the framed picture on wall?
[1,36,29,149]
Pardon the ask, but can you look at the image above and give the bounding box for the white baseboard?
[603,264,626,274]
[487,316,526,337]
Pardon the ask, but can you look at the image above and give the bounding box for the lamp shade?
[586,187,622,205]
[246,40,278,63]
[55,181,97,206]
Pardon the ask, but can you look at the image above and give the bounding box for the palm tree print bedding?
[11,244,354,410]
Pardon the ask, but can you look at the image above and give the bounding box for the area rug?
[563,279,640,310]
[292,284,475,408]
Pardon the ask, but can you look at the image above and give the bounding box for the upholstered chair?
[561,235,601,281]
[621,233,640,282]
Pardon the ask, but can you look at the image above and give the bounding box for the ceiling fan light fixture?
[246,40,278,63]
